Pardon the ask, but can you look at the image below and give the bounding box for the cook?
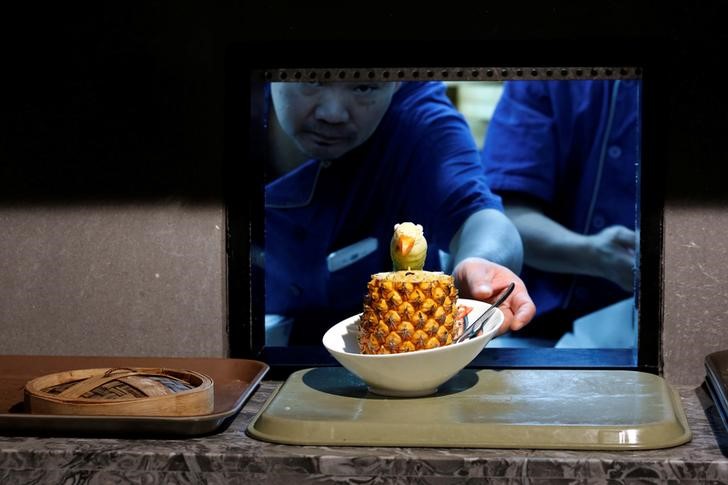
[260,80,535,345]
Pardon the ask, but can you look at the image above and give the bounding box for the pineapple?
[359,270,459,354]
[358,221,462,354]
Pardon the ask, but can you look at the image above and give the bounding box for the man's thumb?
[471,283,494,300]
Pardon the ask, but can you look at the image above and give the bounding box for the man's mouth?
[310,133,345,145]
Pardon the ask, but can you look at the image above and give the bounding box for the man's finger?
[470,283,494,300]
[511,299,537,331]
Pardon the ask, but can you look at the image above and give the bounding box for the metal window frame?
[224,41,664,379]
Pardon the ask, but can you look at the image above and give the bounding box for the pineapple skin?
[359,271,459,354]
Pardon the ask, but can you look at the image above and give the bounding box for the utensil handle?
[456,282,515,343]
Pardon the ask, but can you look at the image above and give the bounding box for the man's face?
[271,82,398,161]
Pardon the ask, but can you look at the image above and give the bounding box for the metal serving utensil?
[455,282,515,343]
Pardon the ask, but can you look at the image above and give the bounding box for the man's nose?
[314,92,350,124]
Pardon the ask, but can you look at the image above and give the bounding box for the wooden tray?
[0,355,268,437]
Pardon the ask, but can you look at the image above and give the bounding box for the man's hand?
[588,225,635,291]
[453,257,536,334]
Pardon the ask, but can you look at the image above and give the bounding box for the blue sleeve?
[482,81,559,204]
[394,82,503,251]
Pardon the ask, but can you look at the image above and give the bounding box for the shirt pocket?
[326,246,386,317]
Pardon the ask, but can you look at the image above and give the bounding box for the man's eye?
[352,84,379,95]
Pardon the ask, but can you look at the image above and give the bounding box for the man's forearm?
[505,204,594,275]
[450,208,524,274]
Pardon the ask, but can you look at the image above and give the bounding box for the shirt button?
[592,215,605,229]
[289,284,302,297]
[608,145,622,159]
[292,226,307,241]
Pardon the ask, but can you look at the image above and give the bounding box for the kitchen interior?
[2,3,728,483]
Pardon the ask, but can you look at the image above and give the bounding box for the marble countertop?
[1,381,727,484]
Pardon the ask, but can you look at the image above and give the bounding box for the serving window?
[226,62,660,378]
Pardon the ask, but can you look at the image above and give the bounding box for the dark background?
[1,2,726,203]
[1,2,726,371]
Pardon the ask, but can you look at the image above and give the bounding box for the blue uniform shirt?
[482,80,640,319]
[265,82,503,338]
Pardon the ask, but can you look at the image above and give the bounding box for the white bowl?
[322,298,503,397]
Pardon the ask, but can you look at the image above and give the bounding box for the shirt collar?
[265,159,326,208]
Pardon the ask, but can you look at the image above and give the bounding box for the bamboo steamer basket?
[24,367,214,416]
